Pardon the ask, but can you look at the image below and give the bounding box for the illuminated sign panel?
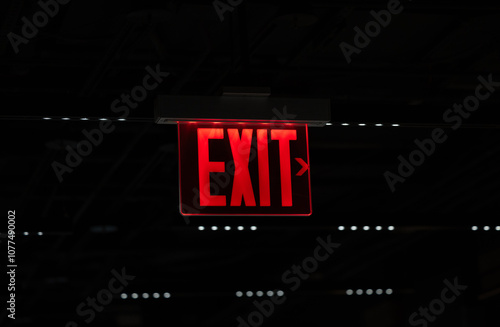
[178,122,312,216]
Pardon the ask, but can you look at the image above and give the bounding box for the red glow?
[178,122,311,216]
[271,129,296,206]
[197,128,226,206]
[228,129,256,206]
[257,129,270,206]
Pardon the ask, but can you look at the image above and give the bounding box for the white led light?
[238,226,244,231]
[62,117,70,120]
[142,293,149,299]
[164,292,171,298]
[80,118,89,120]
[99,118,108,121]
[225,226,231,231]
[338,226,345,231]
[375,289,383,295]
[358,123,366,126]
[496,226,500,231]
[366,289,373,295]
[118,118,126,121]
[246,291,253,297]
[388,226,395,231]
[472,226,478,231]
[356,289,363,295]
[375,123,382,126]
[153,293,160,299]
[277,290,284,296]
[43,117,52,120]
[250,226,257,231]
[121,293,127,299]
[375,226,382,231]
[351,226,357,231]
[131,293,138,299]
[386,289,393,295]
[326,123,332,126]
[236,291,243,297]
[23,232,29,236]
[346,289,354,295]
[341,123,349,126]
[211,226,218,231]
[392,124,400,127]
[484,226,490,231]
[256,291,263,297]
[267,291,274,296]
[38,232,43,236]
[198,226,205,231]
[363,226,369,231]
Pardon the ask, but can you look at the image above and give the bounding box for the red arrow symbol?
[295,158,309,176]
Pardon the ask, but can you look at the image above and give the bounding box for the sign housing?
[178,122,312,216]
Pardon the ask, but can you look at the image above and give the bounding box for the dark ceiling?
[1,0,500,326]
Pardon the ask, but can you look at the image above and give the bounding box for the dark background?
[1,0,500,326]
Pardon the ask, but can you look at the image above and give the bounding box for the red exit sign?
[178,122,312,216]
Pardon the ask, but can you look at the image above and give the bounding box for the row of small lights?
[20,227,497,235]
[121,292,171,299]
[121,290,391,298]
[347,288,393,295]
[326,123,400,127]
[41,119,401,126]
[198,226,257,231]
[42,117,126,121]
[236,290,284,297]
[472,226,500,231]
[198,226,393,231]
[338,226,395,231]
